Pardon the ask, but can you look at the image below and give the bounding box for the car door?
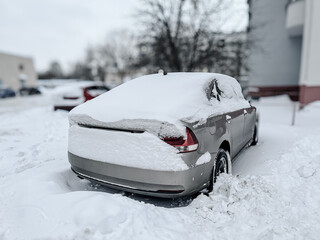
[226,109,245,157]
[243,107,256,144]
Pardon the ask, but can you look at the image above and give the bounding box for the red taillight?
[83,89,93,101]
[163,136,185,146]
[163,128,199,153]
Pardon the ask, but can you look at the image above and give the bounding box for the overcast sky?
[0,0,248,72]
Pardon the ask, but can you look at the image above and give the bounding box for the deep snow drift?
[0,95,320,240]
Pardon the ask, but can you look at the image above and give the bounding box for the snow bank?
[70,73,250,137]
[195,152,211,166]
[191,135,320,239]
[69,124,188,171]
[2,96,320,240]
[0,107,68,177]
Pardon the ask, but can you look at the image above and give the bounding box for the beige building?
[0,52,37,90]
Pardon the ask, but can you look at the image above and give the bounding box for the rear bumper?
[68,152,212,198]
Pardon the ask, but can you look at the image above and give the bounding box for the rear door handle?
[226,115,231,124]
[244,109,248,116]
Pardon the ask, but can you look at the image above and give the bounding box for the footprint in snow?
[297,166,315,178]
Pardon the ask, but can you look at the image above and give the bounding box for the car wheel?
[251,125,259,146]
[208,149,231,192]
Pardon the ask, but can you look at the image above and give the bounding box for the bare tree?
[68,31,137,84]
[135,0,238,72]
[212,32,249,80]
[38,61,64,79]
[97,30,137,82]
[69,47,100,81]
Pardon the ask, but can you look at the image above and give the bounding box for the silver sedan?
[68,73,258,198]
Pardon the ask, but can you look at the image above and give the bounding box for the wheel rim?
[214,154,228,183]
[216,156,227,176]
[209,150,231,191]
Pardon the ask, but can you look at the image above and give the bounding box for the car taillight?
[83,89,93,101]
[163,128,198,153]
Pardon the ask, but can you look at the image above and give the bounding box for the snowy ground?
[0,95,319,239]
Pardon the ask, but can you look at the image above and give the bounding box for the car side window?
[206,79,223,101]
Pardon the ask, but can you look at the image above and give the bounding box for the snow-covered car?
[53,82,109,111]
[68,73,258,198]
[0,87,16,98]
[19,87,41,96]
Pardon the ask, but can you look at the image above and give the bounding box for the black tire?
[208,149,230,192]
[251,125,258,146]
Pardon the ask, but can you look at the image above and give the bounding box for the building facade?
[248,0,320,106]
[0,52,38,91]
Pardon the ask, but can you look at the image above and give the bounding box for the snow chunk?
[196,152,211,166]
[69,114,184,139]
[68,125,188,171]
[297,166,315,178]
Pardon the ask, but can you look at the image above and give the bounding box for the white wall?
[248,0,302,87]
[286,0,305,36]
[0,52,37,90]
[299,0,320,86]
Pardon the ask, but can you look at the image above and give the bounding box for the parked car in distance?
[19,87,41,96]
[68,73,258,198]
[54,82,109,111]
[0,87,16,99]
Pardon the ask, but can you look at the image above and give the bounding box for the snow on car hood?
[69,73,250,137]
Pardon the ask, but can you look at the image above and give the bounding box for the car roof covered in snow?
[69,73,250,134]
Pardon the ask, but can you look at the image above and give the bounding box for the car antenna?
[158,69,167,75]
